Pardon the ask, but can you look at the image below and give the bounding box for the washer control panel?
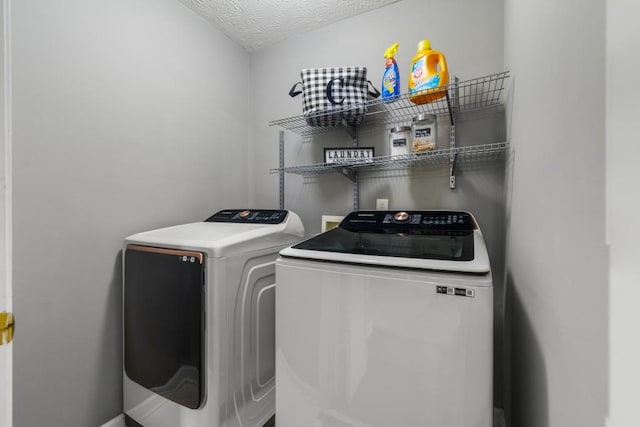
[205,209,289,224]
[342,210,476,231]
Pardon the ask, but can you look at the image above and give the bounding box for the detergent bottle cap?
[417,39,432,51]
[384,42,400,59]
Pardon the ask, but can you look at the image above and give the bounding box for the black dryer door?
[124,244,206,409]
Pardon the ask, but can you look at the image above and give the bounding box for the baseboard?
[102,412,270,427]
[101,414,126,427]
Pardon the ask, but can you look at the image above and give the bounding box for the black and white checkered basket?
[289,67,380,127]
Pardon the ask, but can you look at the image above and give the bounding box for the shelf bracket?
[342,121,358,140]
[449,120,457,189]
[445,90,455,125]
[448,76,459,190]
[279,130,285,209]
[336,166,357,183]
[447,75,460,125]
[351,127,360,210]
[449,153,458,189]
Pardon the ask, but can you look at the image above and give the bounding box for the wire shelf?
[269,71,510,136]
[271,142,509,176]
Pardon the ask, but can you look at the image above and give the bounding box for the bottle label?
[415,128,432,138]
[410,57,441,93]
[392,138,407,147]
[382,67,399,97]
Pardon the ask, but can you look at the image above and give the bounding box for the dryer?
[275,210,493,427]
[123,209,304,427]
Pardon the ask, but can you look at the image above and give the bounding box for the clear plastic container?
[412,114,437,153]
[389,126,412,158]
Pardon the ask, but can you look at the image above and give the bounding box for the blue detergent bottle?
[381,43,400,101]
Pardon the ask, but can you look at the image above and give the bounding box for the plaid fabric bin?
[289,67,380,127]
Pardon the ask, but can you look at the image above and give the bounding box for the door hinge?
[0,312,14,345]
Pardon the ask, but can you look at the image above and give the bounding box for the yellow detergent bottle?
[408,39,449,104]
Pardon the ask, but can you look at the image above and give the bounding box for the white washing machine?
[275,210,493,427]
[123,209,304,427]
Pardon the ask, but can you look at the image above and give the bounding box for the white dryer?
[123,209,304,427]
[275,210,493,427]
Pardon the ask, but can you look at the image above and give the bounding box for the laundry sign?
[324,147,375,164]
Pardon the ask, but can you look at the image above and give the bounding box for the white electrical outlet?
[376,198,389,210]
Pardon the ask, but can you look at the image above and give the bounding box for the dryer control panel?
[205,209,289,224]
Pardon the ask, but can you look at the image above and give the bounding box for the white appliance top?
[279,210,491,274]
[125,209,304,258]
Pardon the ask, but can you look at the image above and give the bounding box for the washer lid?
[280,210,490,274]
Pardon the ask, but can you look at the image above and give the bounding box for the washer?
[123,209,304,427]
[275,210,493,427]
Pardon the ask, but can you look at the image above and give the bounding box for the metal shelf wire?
[269,71,510,136]
[270,142,509,176]
[271,71,510,205]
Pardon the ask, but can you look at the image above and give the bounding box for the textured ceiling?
[179,0,400,52]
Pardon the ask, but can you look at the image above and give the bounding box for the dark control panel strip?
[340,211,477,232]
[205,209,288,224]
[436,285,476,297]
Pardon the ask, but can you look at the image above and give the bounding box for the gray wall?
[249,0,505,223]
[0,4,8,422]
[248,0,509,408]
[6,0,624,425]
[606,0,640,425]
[504,0,608,426]
[11,0,249,425]
[1,2,6,303]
